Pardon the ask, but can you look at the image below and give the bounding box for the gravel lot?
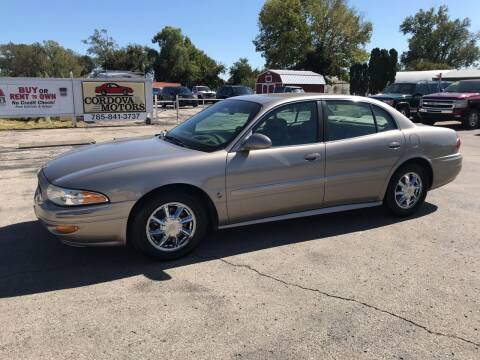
[0,121,478,359]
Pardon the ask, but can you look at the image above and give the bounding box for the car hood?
[370,93,411,100]
[43,136,198,185]
[423,92,479,99]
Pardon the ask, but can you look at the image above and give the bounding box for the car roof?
[231,93,415,128]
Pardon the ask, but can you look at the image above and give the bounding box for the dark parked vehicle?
[217,85,254,99]
[370,81,451,118]
[273,86,305,93]
[160,86,198,108]
[152,87,162,101]
[419,80,480,129]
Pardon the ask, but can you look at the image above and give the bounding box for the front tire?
[129,191,208,260]
[463,109,479,130]
[397,105,410,118]
[384,163,428,216]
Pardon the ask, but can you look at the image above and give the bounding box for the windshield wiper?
[163,134,190,148]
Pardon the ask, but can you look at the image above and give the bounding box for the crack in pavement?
[203,255,480,350]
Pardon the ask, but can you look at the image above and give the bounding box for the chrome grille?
[421,99,454,110]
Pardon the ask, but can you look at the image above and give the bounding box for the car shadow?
[433,123,465,131]
[0,203,437,299]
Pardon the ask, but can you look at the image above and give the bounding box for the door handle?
[388,141,401,149]
[304,152,321,161]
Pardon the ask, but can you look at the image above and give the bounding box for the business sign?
[81,81,146,121]
[0,77,152,121]
[0,79,74,117]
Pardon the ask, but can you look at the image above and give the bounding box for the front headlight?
[382,99,394,106]
[46,184,109,206]
[419,99,424,107]
[454,99,468,108]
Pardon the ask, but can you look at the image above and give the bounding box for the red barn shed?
[256,69,326,94]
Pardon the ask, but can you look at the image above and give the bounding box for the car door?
[109,83,120,94]
[323,100,404,206]
[226,101,326,223]
[411,83,427,111]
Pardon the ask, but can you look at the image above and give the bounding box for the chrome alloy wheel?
[394,172,423,209]
[146,202,196,252]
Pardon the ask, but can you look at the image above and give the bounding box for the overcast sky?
[1,0,479,73]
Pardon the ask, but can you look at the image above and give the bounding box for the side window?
[325,101,376,141]
[371,105,397,132]
[428,83,438,93]
[254,101,318,147]
[416,83,428,95]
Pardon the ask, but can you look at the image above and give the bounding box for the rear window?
[232,87,253,95]
[178,87,192,95]
[383,83,416,94]
[444,81,480,93]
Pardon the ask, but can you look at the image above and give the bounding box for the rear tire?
[462,109,479,130]
[384,163,429,217]
[129,191,208,260]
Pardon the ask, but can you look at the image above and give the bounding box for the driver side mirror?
[239,133,272,151]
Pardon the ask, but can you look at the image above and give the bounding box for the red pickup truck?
[418,80,480,129]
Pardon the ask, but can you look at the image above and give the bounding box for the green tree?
[82,29,118,70]
[368,48,398,94]
[42,40,85,77]
[400,6,480,70]
[0,43,47,77]
[254,0,372,79]
[151,26,224,88]
[228,58,259,88]
[253,0,310,69]
[0,42,93,77]
[387,49,398,84]
[77,55,95,76]
[349,63,368,95]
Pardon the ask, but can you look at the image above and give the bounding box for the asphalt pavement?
[0,122,478,359]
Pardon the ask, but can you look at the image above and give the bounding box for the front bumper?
[34,172,134,246]
[430,153,462,190]
[418,108,467,122]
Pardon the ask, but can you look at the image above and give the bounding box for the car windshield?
[178,87,192,95]
[165,100,261,152]
[232,87,253,95]
[273,87,285,93]
[444,81,480,93]
[196,86,210,91]
[383,83,416,94]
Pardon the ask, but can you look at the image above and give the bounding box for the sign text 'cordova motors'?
[82,81,146,113]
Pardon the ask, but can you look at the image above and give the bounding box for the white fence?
[153,95,224,124]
